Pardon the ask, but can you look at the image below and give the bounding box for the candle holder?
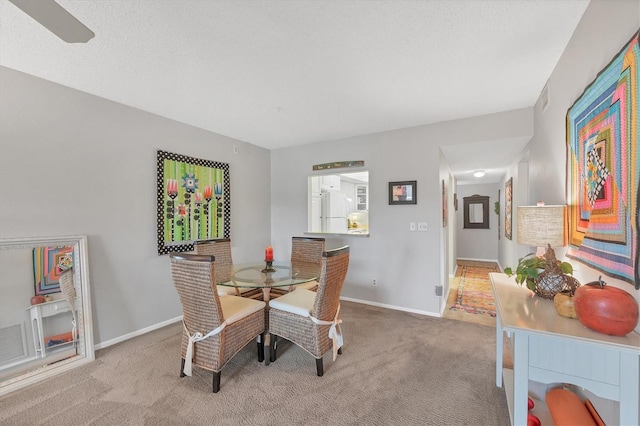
[261,260,276,273]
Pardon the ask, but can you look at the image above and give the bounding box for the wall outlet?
[418,222,428,231]
[409,222,416,231]
[372,278,377,286]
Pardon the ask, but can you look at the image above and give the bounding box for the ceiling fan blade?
[8,0,94,43]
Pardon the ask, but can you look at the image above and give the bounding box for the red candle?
[265,246,273,261]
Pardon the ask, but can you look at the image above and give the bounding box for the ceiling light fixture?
[473,170,485,178]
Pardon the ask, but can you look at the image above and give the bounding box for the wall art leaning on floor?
[156,150,230,256]
[566,30,639,289]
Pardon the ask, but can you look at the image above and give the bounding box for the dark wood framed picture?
[463,194,489,229]
[389,180,417,205]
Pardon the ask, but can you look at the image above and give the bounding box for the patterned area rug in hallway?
[451,265,498,317]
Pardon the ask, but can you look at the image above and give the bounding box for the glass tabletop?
[217,261,321,289]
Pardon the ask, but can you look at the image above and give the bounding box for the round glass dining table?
[217,261,321,302]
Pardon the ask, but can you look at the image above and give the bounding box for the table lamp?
[517,203,567,257]
[515,203,578,299]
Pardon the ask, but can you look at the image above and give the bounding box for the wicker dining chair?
[193,238,241,296]
[287,236,325,292]
[59,269,78,352]
[169,253,266,393]
[268,245,349,376]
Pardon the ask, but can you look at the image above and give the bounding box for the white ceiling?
[0,0,589,184]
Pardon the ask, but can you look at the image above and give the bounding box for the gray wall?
[271,108,533,316]
[456,183,500,262]
[497,159,531,272]
[0,67,272,346]
[497,0,640,332]
[533,0,639,311]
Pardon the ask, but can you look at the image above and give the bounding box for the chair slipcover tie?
[182,321,227,376]
[309,304,343,361]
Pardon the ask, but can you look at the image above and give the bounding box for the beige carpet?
[0,301,509,425]
[444,261,513,369]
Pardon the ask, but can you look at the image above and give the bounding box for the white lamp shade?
[517,205,567,248]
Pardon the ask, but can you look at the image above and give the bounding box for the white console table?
[490,272,640,426]
[27,299,72,358]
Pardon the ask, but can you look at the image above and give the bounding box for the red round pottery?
[573,279,639,336]
[30,295,45,305]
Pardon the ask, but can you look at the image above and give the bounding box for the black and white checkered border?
[156,150,231,256]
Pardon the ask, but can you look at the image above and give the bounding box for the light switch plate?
[410,222,416,231]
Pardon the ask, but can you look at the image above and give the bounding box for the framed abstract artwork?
[442,180,448,227]
[497,190,501,240]
[389,180,417,205]
[33,245,73,295]
[566,30,639,289]
[156,150,230,256]
[505,178,513,240]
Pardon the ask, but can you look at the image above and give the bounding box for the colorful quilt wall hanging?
[156,150,231,255]
[33,245,74,295]
[566,30,639,289]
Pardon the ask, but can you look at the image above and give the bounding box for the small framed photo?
[389,180,417,205]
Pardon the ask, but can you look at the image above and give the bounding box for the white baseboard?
[457,257,499,263]
[439,287,453,316]
[340,296,440,318]
[94,315,182,351]
[95,297,443,351]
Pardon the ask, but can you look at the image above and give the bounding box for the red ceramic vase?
[573,279,639,336]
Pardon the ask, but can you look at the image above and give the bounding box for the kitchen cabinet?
[310,194,321,232]
[311,176,321,196]
[321,175,340,191]
[356,185,367,211]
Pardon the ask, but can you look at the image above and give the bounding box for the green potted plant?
[504,250,574,293]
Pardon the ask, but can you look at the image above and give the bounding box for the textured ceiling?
[0,0,589,183]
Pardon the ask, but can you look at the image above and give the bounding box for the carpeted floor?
[0,301,510,426]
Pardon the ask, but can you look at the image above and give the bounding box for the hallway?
[442,259,500,327]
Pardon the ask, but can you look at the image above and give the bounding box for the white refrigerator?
[321,191,348,233]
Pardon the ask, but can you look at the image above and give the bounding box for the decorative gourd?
[573,277,639,336]
[30,295,45,305]
[554,292,578,319]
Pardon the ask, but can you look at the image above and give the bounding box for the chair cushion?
[220,295,266,324]
[269,289,316,317]
[217,283,237,297]
[293,280,318,291]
